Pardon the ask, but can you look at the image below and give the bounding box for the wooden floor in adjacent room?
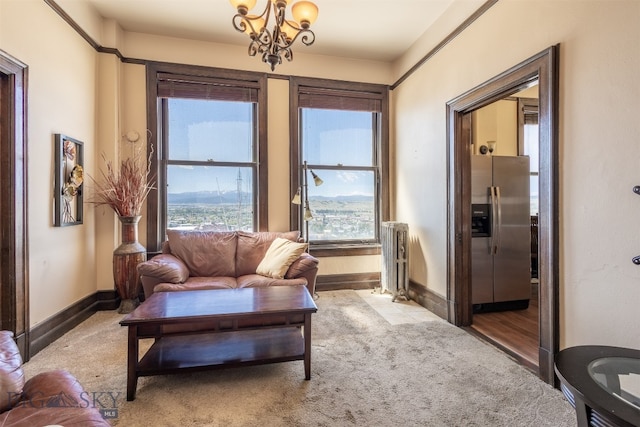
[469,282,539,371]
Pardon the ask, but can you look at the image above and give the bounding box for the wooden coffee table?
[120,286,317,401]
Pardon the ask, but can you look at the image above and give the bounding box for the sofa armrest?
[21,370,85,405]
[138,254,190,298]
[7,370,110,426]
[285,253,319,295]
[285,253,318,278]
[138,254,190,282]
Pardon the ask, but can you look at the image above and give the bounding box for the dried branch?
[87,145,155,217]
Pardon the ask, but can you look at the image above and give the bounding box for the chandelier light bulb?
[292,1,318,28]
[230,0,257,15]
[280,20,300,41]
[273,0,289,10]
[244,16,265,35]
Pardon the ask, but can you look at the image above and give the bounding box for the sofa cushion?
[154,276,237,292]
[167,230,237,277]
[0,331,25,412]
[237,274,308,288]
[256,238,308,279]
[236,231,300,276]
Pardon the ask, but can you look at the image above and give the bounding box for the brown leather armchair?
[0,331,110,426]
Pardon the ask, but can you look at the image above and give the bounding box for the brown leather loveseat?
[138,230,319,298]
[0,331,110,426]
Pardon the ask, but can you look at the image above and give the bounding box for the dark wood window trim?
[289,76,389,256]
[145,62,268,252]
[0,50,29,360]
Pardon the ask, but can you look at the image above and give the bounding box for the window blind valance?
[521,100,539,125]
[523,106,539,125]
[298,87,383,112]
[157,73,259,102]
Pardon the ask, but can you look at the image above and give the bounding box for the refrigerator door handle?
[490,186,497,254]
[495,186,502,254]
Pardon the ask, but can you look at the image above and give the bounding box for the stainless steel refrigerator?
[471,155,531,310]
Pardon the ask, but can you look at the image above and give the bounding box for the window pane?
[530,175,539,216]
[166,165,254,231]
[305,169,375,241]
[524,122,539,215]
[301,109,373,166]
[523,123,539,173]
[167,98,253,162]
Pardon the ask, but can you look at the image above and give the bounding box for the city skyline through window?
[164,98,256,231]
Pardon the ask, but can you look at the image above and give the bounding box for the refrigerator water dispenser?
[471,204,491,237]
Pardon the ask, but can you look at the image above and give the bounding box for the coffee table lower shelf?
[121,287,317,401]
[138,328,305,375]
[127,328,309,400]
[126,327,311,400]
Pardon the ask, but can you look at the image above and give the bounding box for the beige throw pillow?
[256,238,308,279]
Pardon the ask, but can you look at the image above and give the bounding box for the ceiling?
[78,0,457,62]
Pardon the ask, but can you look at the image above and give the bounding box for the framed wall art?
[54,134,84,226]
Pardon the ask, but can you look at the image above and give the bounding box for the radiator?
[380,222,409,302]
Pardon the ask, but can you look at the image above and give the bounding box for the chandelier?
[230,0,319,71]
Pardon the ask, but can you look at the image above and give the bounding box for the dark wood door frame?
[0,50,29,360]
[446,45,559,384]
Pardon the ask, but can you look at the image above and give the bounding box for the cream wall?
[122,31,392,85]
[266,78,293,233]
[0,0,99,325]
[472,100,518,156]
[392,0,640,349]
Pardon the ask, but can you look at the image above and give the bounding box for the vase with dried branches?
[89,143,154,313]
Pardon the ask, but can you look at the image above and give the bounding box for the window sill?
[308,243,381,257]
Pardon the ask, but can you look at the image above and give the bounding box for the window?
[146,65,267,252]
[164,98,255,231]
[291,78,389,251]
[518,98,539,216]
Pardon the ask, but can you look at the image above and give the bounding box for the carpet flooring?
[22,290,576,426]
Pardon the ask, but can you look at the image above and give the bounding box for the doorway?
[0,50,29,360]
[467,88,540,371]
[446,46,559,384]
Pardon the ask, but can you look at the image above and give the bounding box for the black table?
[555,346,640,427]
